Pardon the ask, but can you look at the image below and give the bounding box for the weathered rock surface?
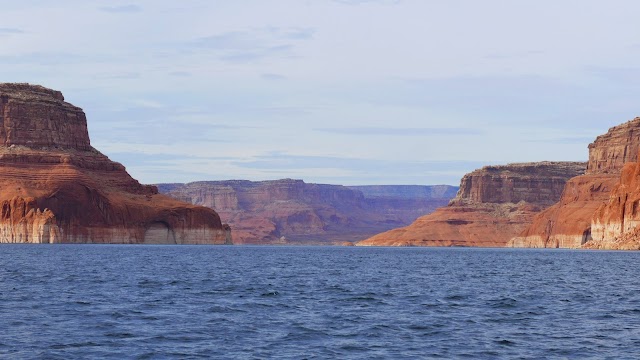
[158,180,457,244]
[0,83,229,244]
[512,118,640,248]
[587,150,640,249]
[509,174,618,248]
[587,118,640,174]
[357,162,586,247]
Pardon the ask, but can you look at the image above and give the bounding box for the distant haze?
[0,1,638,185]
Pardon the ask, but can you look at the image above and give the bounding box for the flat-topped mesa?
[452,161,587,206]
[587,117,640,174]
[357,161,586,247]
[0,83,229,244]
[0,83,91,151]
[159,179,457,244]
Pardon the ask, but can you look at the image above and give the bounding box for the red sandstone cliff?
[585,149,640,249]
[0,83,230,244]
[512,118,640,248]
[158,180,457,244]
[357,162,586,247]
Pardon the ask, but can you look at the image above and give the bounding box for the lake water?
[1,246,640,359]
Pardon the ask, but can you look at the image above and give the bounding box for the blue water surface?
[1,245,640,359]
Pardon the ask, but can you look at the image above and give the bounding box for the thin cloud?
[235,152,484,172]
[169,71,191,77]
[588,66,640,83]
[229,153,483,185]
[316,127,482,136]
[220,45,293,63]
[99,5,142,13]
[196,31,262,50]
[333,0,400,5]
[0,52,88,65]
[94,72,141,80]
[261,73,287,81]
[274,27,315,40]
[525,136,597,145]
[196,28,313,50]
[484,50,544,60]
[192,27,313,63]
[0,28,24,35]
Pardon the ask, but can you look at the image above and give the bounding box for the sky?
[0,0,639,185]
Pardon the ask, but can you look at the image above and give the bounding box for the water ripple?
[1,246,640,358]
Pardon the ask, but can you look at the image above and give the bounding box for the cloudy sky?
[0,0,639,185]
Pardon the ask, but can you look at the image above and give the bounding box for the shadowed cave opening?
[582,228,592,245]
[143,221,177,244]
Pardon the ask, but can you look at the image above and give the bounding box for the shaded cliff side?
[357,162,586,247]
[158,180,458,244]
[0,83,229,244]
[512,118,640,248]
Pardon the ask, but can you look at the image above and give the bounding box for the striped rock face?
[0,83,91,150]
[588,151,640,250]
[514,117,640,249]
[158,180,457,245]
[0,83,230,244]
[358,162,586,247]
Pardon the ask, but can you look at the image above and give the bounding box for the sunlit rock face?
[588,151,640,249]
[510,174,618,248]
[511,118,640,248]
[587,118,640,174]
[358,162,586,247]
[514,118,640,249]
[0,83,229,244]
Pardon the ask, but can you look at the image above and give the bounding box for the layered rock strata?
[587,150,640,249]
[512,118,640,248]
[357,162,586,247]
[158,180,457,244]
[0,83,229,244]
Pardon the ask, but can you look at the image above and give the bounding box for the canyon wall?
[512,118,640,248]
[587,118,640,174]
[0,83,229,244]
[357,162,586,247]
[158,180,458,244]
[587,150,640,249]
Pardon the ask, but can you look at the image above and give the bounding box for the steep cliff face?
[587,117,640,174]
[587,151,640,249]
[357,162,586,247]
[509,174,618,248]
[0,83,91,150]
[0,83,229,244]
[158,180,457,244]
[513,118,640,248]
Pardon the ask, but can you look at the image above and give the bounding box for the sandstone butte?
[512,117,640,249]
[357,162,586,247]
[158,180,458,245]
[0,83,230,244]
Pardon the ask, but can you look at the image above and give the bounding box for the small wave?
[49,341,100,349]
[488,297,518,308]
[105,332,135,339]
[494,339,516,346]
